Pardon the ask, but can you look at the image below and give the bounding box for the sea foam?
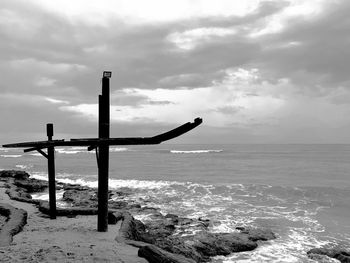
[0,154,22,158]
[170,149,223,154]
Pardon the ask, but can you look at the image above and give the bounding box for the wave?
[110,147,128,152]
[170,149,223,154]
[0,154,22,158]
[53,147,128,155]
[30,172,182,190]
[29,153,42,157]
[15,164,33,170]
[55,148,85,155]
[0,147,9,152]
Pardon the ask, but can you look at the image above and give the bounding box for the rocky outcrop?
[62,189,98,208]
[307,248,350,263]
[0,170,30,180]
[1,170,44,204]
[13,178,47,193]
[38,201,98,216]
[114,211,276,262]
[0,203,27,246]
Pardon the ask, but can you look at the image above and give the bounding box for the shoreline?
[0,173,146,262]
[1,170,348,262]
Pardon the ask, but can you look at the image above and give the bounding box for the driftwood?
[138,245,196,263]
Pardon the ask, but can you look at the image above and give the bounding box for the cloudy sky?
[0,0,349,144]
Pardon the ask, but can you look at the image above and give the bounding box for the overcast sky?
[1,0,349,144]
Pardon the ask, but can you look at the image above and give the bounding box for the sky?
[1,0,350,144]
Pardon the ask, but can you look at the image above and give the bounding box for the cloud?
[1,0,350,143]
[255,1,350,92]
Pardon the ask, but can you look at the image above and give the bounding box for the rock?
[165,214,179,223]
[0,203,28,246]
[154,236,204,262]
[0,170,30,180]
[307,248,350,263]
[138,245,197,263]
[14,178,47,192]
[236,227,276,241]
[108,200,129,209]
[62,189,97,208]
[192,232,258,258]
[38,201,98,216]
[111,187,134,197]
[61,183,90,191]
[5,182,41,204]
[108,212,118,225]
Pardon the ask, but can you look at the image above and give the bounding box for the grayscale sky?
[0,0,349,144]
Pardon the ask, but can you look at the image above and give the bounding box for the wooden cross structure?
[2,71,203,232]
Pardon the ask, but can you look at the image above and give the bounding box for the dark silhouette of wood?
[2,71,203,231]
[3,119,202,149]
[46,123,57,219]
[98,76,110,232]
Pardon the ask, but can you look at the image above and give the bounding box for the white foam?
[31,173,48,181]
[214,229,334,263]
[15,164,32,169]
[170,150,223,154]
[0,147,9,152]
[30,153,42,157]
[0,154,22,158]
[31,190,65,202]
[31,172,183,190]
[55,148,84,154]
[71,147,87,150]
[110,147,128,152]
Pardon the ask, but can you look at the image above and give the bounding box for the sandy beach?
[0,181,147,263]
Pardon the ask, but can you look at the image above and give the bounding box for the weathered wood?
[47,123,56,219]
[3,118,202,149]
[138,245,197,263]
[97,76,110,232]
[3,139,64,149]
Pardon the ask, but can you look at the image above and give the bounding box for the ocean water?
[1,144,350,262]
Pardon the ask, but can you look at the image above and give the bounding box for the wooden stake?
[97,75,110,232]
[47,123,56,219]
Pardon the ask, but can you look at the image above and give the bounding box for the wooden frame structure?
[2,71,203,232]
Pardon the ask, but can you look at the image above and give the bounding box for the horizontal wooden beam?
[3,139,65,148]
[2,118,202,149]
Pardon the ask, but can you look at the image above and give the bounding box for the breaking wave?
[170,149,223,154]
[0,154,22,158]
[31,172,183,190]
[15,164,33,170]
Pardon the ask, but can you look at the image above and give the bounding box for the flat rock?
[307,248,350,263]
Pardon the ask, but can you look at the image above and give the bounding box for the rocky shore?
[2,169,347,262]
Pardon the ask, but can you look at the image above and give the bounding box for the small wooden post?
[97,72,110,232]
[47,123,56,219]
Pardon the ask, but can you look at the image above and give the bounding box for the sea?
[1,144,349,262]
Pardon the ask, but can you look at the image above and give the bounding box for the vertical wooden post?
[97,73,110,232]
[47,123,56,219]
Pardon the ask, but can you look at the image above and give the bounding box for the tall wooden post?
[47,123,56,219]
[98,72,110,232]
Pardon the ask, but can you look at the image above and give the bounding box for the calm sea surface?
[1,144,350,262]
